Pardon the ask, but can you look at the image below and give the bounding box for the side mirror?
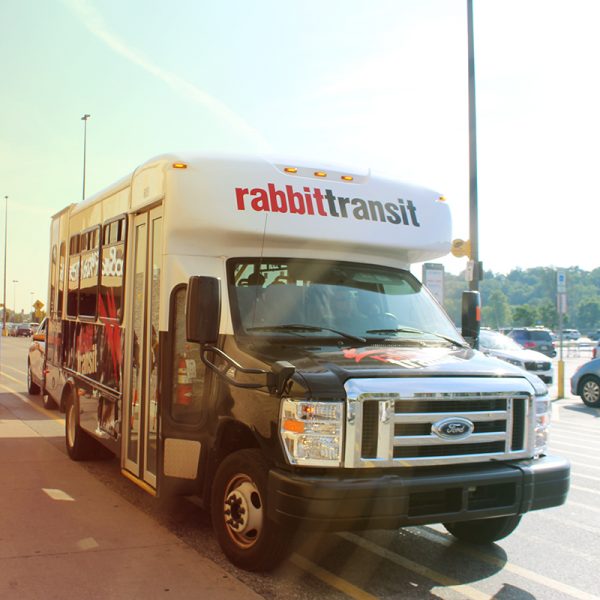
[462,290,481,349]
[186,276,221,344]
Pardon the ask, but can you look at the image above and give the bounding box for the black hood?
[240,340,531,396]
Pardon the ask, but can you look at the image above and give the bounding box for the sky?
[1,0,599,315]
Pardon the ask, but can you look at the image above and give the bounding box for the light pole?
[81,114,91,200]
[30,291,35,320]
[2,195,7,336]
[12,280,18,319]
[467,0,481,292]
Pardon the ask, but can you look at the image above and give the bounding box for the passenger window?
[57,242,66,317]
[99,217,126,321]
[67,234,80,317]
[79,227,100,318]
[171,287,205,423]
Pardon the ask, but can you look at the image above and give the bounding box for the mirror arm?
[200,347,295,393]
[200,345,270,390]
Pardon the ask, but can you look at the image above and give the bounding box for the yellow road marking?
[0,364,26,376]
[0,381,65,424]
[290,553,379,600]
[1,370,24,384]
[418,526,600,600]
[338,532,488,600]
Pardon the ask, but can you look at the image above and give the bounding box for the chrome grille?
[344,377,534,468]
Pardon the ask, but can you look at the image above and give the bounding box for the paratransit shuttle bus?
[38,153,570,571]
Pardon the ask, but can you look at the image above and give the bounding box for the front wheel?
[43,393,58,410]
[211,449,292,571]
[443,515,522,544]
[27,361,40,395]
[579,375,600,407]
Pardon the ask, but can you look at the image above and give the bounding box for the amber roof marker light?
[172,162,188,169]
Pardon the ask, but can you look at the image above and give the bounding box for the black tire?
[443,514,522,544]
[65,391,96,460]
[579,375,600,408]
[211,449,292,571]
[43,393,58,410]
[27,361,41,395]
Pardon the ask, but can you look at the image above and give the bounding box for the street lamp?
[12,280,18,318]
[2,195,7,336]
[81,114,91,200]
[467,0,481,292]
[30,291,35,320]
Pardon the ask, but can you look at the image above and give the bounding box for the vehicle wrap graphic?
[342,347,462,369]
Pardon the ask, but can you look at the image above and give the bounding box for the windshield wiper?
[366,326,425,335]
[247,324,366,344]
[365,327,468,348]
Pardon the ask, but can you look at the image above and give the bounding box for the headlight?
[506,358,523,367]
[534,392,552,457]
[280,398,344,466]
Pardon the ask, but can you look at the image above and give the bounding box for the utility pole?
[2,195,7,336]
[467,0,481,291]
[81,114,91,200]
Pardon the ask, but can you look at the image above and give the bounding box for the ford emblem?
[432,417,474,440]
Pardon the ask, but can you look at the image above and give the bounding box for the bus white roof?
[62,153,452,266]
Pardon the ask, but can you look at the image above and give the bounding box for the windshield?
[228,259,462,344]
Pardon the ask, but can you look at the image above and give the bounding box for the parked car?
[29,322,40,335]
[588,330,600,342]
[15,322,32,337]
[560,328,581,341]
[479,330,554,384]
[571,357,600,407]
[507,327,557,358]
[27,319,56,409]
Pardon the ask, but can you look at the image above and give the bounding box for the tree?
[577,298,600,332]
[511,304,539,327]
[482,290,511,329]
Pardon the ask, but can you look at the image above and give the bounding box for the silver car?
[570,357,600,407]
[479,329,554,384]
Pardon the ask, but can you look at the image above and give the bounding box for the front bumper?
[268,454,570,531]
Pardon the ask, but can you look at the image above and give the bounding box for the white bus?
[39,153,569,571]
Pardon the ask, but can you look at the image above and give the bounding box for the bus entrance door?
[122,207,162,491]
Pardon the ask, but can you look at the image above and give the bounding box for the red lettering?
[235,187,248,210]
[268,183,287,213]
[286,185,305,214]
[303,187,314,215]
[312,188,328,216]
[250,187,269,211]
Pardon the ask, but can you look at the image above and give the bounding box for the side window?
[79,227,100,318]
[49,245,57,314]
[67,234,80,317]
[57,242,66,317]
[171,286,205,423]
[99,217,126,321]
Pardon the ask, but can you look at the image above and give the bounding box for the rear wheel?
[211,449,292,571]
[443,515,522,544]
[579,375,600,407]
[65,391,96,460]
[27,360,40,395]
